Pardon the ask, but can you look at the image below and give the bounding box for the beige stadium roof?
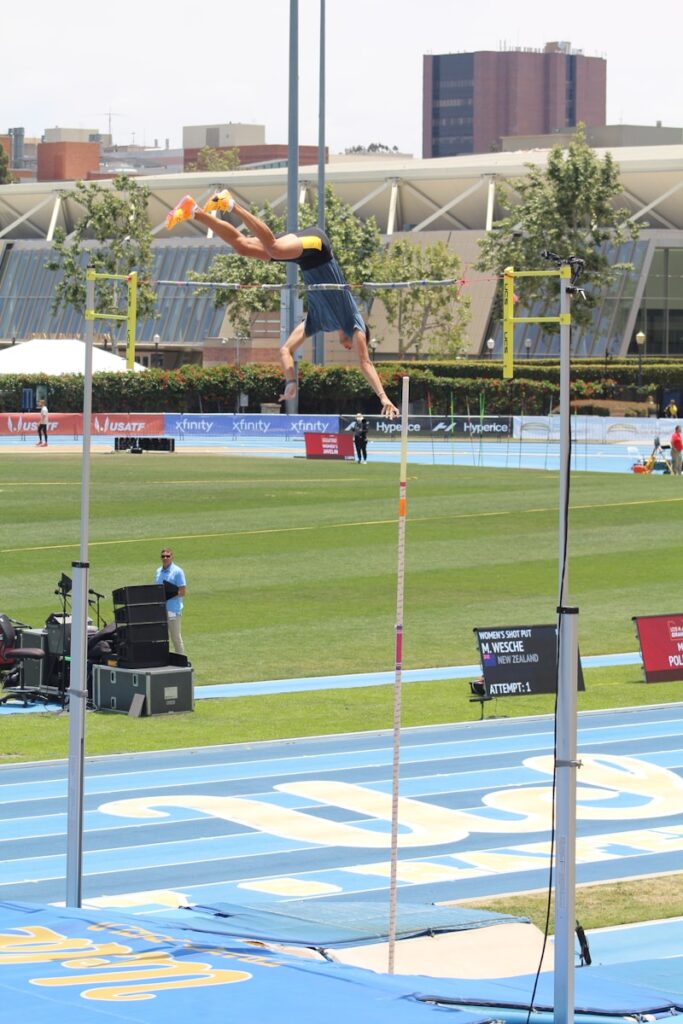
[1,145,683,241]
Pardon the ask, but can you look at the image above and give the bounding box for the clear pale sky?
[4,0,680,155]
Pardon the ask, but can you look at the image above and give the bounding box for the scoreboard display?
[474,624,585,696]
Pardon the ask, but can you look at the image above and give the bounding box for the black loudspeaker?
[114,437,175,452]
[113,585,165,606]
[117,640,170,669]
[115,603,167,626]
[117,621,168,644]
[112,584,169,669]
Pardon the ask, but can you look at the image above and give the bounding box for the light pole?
[486,337,495,360]
[524,337,532,358]
[635,330,646,388]
[368,337,378,362]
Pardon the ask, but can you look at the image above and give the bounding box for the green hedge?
[0,359,678,417]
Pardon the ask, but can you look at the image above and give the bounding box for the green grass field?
[3,450,682,683]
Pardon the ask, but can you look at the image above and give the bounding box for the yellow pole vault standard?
[502,265,570,379]
[502,255,582,1024]
[388,374,410,975]
[86,269,138,369]
[126,272,138,370]
[503,267,515,379]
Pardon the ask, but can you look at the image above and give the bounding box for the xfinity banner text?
[166,414,340,437]
[474,624,585,697]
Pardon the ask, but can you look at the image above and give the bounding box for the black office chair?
[0,614,49,706]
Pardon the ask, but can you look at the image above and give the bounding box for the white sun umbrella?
[0,337,146,374]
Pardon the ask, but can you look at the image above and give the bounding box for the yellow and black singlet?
[274,227,333,271]
[274,226,366,338]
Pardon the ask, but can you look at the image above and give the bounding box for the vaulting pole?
[313,0,326,365]
[388,375,410,973]
[284,0,300,411]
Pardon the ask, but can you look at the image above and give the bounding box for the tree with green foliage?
[45,174,157,325]
[476,125,639,331]
[191,186,384,337]
[0,144,13,185]
[345,143,399,154]
[371,239,470,357]
[185,146,241,172]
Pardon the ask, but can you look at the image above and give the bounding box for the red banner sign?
[91,414,165,435]
[304,432,354,460]
[0,413,82,437]
[633,613,683,682]
[0,413,165,437]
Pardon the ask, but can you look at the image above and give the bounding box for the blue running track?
[1,703,682,917]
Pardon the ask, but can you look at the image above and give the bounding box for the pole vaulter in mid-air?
[167,190,399,419]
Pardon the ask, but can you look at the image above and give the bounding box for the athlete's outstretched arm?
[353,330,399,419]
[279,322,307,401]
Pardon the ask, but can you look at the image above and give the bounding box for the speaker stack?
[112,584,169,668]
[114,437,175,452]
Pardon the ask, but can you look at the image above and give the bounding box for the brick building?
[36,142,100,182]
[423,41,606,157]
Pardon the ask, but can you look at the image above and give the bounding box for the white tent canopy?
[0,338,146,374]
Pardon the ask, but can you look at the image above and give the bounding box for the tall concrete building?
[423,41,606,158]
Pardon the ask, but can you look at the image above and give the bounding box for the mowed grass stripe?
[5,495,682,554]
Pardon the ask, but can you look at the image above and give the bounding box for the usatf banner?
[0,412,83,437]
[92,414,165,435]
[0,413,166,437]
[633,613,683,682]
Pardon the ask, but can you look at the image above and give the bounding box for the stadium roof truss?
[2,145,683,240]
[2,147,683,359]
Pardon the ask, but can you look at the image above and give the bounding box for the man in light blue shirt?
[155,547,187,655]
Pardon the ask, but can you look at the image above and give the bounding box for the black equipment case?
[92,664,193,715]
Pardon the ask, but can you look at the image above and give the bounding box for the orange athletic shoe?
[203,189,234,214]
[165,195,197,230]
